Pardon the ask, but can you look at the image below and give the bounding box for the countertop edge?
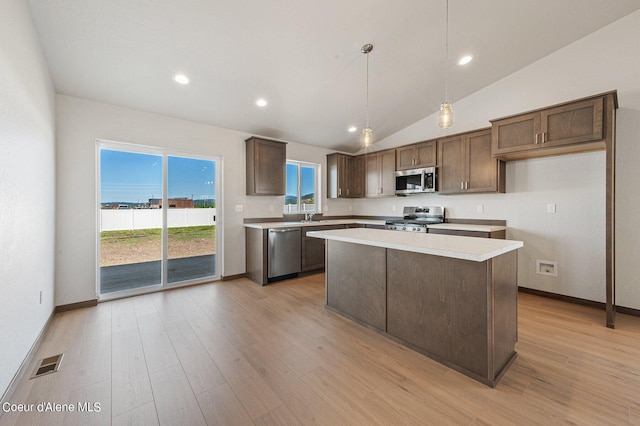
[307,229,523,262]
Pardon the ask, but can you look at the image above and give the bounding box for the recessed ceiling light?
[174,74,189,85]
[256,98,268,107]
[348,126,357,133]
[458,55,473,65]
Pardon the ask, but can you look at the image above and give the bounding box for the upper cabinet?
[438,128,505,194]
[491,95,609,160]
[365,149,396,198]
[396,140,436,170]
[327,153,365,198]
[246,137,286,196]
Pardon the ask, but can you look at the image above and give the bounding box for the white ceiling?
[27,0,640,153]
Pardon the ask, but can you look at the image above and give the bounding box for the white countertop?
[427,223,506,232]
[243,219,386,229]
[307,228,522,262]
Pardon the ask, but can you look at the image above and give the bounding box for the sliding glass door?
[98,143,219,297]
[167,155,216,283]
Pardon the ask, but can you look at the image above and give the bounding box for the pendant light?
[361,43,374,148]
[439,0,453,128]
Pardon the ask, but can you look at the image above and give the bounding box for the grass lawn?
[101,226,215,243]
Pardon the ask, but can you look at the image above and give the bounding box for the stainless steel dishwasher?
[268,227,302,279]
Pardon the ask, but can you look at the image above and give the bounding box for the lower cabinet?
[301,225,345,272]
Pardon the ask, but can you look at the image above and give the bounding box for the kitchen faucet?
[304,212,315,222]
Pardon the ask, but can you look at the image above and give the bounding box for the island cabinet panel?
[325,241,386,331]
[386,250,489,377]
[491,250,518,375]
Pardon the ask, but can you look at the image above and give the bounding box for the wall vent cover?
[30,354,63,379]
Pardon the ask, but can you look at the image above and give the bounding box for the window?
[285,160,319,214]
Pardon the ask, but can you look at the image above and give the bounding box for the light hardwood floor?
[2,273,640,425]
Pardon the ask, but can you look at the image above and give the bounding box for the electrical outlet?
[348,205,353,212]
[547,203,556,214]
[235,204,243,212]
[392,205,397,212]
[476,204,484,213]
[536,259,558,277]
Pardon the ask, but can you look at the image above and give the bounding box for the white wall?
[0,0,56,400]
[55,95,333,306]
[357,10,640,309]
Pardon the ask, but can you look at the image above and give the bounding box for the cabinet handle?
[346,188,350,196]
[465,181,468,190]
[338,188,342,196]
[461,181,464,190]
[542,132,546,143]
[535,133,539,144]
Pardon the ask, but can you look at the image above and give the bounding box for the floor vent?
[30,354,63,379]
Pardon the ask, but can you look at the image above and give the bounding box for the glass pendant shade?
[439,102,453,128]
[362,127,373,148]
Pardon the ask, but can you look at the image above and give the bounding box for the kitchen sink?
[280,220,336,225]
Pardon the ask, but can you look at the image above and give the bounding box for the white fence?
[100,208,216,231]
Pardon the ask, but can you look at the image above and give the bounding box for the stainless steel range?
[385,206,445,232]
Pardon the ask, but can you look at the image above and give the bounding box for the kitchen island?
[307,228,523,387]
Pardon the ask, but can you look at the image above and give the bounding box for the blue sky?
[286,163,315,197]
[100,150,215,202]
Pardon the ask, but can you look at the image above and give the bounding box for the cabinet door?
[347,155,365,198]
[491,111,541,155]
[437,135,465,194]
[379,149,396,197]
[415,140,437,167]
[395,146,416,170]
[365,153,381,197]
[302,224,346,271]
[466,129,499,193]
[247,138,286,195]
[541,97,604,147]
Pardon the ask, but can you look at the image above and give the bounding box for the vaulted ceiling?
[27,0,640,152]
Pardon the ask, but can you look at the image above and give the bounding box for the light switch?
[547,203,556,214]
[477,205,484,213]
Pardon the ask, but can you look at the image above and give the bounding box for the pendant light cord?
[366,50,370,128]
[444,0,449,103]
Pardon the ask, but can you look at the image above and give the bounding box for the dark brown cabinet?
[491,96,606,159]
[395,140,436,170]
[301,224,345,272]
[246,137,286,195]
[327,153,364,198]
[438,128,505,194]
[365,149,396,198]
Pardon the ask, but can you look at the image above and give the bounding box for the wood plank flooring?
[2,273,640,425]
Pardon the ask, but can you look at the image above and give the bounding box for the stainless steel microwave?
[395,167,436,195]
